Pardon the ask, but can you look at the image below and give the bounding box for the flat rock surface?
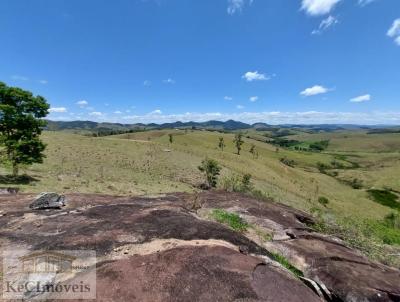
[0,191,399,301]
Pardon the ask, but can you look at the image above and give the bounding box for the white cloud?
[114,111,122,114]
[49,107,67,113]
[242,71,269,82]
[163,78,176,84]
[227,0,253,15]
[301,0,341,16]
[300,85,330,96]
[149,109,162,114]
[236,105,245,109]
[358,0,376,7]
[312,15,338,35]
[143,80,151,86]
[76,100,89,107]
[249,96,259,102]
[387,19,400,46]
[11,75,29,81]
[89,111,103,116]
[39,80,48,84]
[224,96,233,101]
[350,94,371,103]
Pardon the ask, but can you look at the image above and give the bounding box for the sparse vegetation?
[211,209,248,232]
[368,189,400,210]
[270,252,304,278]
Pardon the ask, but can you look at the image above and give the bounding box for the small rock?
[239,245,249,255]
[29,192,66,210]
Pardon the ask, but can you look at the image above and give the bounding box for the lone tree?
[168,133,173,144]
[218,137,225,151]
[0,82,49,176]
[198,158,221,188]
[233,133,244,155]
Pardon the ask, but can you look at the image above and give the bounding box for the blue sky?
[1,0,399,124]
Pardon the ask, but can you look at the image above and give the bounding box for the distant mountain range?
[45,119,398,133]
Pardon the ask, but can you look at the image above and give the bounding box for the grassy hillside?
[1,129,400,265]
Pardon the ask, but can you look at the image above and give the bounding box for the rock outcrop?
[29,192,66,210]
[0,191,399,301]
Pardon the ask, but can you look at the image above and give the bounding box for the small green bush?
[198,158,221,188]
[318,196,329,207]
[211,209,248,232]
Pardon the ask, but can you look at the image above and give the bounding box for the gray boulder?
[29,192,66,210]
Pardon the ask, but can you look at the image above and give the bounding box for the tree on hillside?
[249,144,256,157]
[233,133,244,155]
[218,137,225,151]
[168,133,173,144]
[198,158,221,188]
[0,82,49,176]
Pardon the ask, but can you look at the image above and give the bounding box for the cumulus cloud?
[227,0,253,15]
[249,96,259,102]
[300,85,330,96]
[89,111,102,116]
[76,100,89,107]
[224,96,233,101]
[350,94,371,103]
[38,80,48,84]
[236,105,245,109]
[301,0,341,16]
[242,71,269,82]
[114,111,122,114]
[312,15,338,35]
[49,107,67,113]
[387,19,400,46]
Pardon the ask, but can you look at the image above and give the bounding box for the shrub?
[280,157,296,167]
[211,209,248,232]
[241,174,253,192]
[316,162,330,173]
[198,158,221,188]
[351,178,363,189]
[318,196,329,207]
